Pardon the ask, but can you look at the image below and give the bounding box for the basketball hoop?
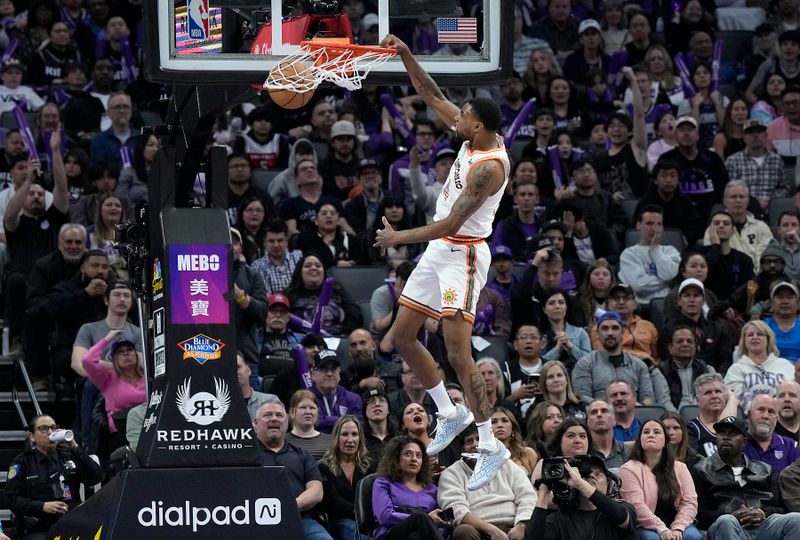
[264,39,397,92]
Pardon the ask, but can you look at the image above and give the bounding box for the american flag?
[436,17,478,44]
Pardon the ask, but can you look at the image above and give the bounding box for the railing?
[11,357,41,428]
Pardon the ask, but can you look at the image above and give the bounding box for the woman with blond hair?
[522,46,562,103]
[643,44,684,107]
[531,360,585,420]
[724,320,795,412]
[490,406,538,474]
[318,415,374,540]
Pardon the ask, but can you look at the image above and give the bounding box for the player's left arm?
[374,159,505,247]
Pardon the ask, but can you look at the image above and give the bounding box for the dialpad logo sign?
[137,498,282,531]
[176,377,230,426]
[177,334,225,365]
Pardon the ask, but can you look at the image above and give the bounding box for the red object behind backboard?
[250,14,354,55]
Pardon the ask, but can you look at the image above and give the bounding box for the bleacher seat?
[474,335,510,367]
[769,197,795,227]
[624,228,685,253]
[359,301,373,330]
[635,405,666,421]
[329,266,389,304]
[509,138,528,164]
[648,297,666,332]
[680,405,699,423]
[620,199,638,226]
[355,473,380,538]
[0,111,36,131]
[251,168,283,191]
[139,109,163,127]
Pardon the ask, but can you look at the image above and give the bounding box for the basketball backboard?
[142,0,513,87]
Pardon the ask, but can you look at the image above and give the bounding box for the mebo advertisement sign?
[169,244,229,325]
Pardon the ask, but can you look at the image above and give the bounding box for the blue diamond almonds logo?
[177,334,225,365]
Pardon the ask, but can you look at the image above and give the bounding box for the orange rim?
[301,39,398,58]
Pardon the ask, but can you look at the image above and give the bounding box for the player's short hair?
[468,97,502,132]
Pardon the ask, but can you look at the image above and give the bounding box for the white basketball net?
[264,43,395,92]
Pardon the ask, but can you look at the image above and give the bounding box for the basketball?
[268,61,315,110]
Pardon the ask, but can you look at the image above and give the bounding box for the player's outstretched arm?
[380,34,460,129]
[374,160,504,248]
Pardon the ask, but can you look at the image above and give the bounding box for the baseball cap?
[596,310,624,326]
[361,13,379,29]
[675,116,698,129]
[743,118,767,132]
[530,235,555,252]
[678,278,705,295]
[491,245,513,260]
[362,388,388,403]
[771,281,799,298]
[313,349,341,369]
[110,339,136,356]
[435,147,457,163]
[713,416,747,436]
[541,220,568,235]
[268,293,291,310]
[358,158,381,174]
[578,19,601,34]
[0,59,25,73]
[608,284,635,297]
[330,120,356,139]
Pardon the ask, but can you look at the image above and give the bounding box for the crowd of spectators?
[5,0,800,539]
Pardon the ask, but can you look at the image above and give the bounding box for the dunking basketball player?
[374,35,510,490]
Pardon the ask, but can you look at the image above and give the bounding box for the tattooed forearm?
[466,371,491,422]
[416,75,447,103]
[451,162,497,218]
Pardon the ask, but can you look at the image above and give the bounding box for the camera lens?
[544,463,564,479]
[127,224,146,245]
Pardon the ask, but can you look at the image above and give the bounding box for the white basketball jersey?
[433,137,509,238]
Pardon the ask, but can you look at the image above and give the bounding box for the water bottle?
[49,430,74,443]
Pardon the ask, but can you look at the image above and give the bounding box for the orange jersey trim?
[398,295,441,320]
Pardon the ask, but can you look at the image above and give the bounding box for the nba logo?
[188,0,209,40]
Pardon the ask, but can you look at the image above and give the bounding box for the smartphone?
[524,374,540,386]
[442,508,455,522]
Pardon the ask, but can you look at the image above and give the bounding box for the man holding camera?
[529,455,635,540]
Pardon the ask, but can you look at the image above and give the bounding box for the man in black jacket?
[660,279,734,374]
[23,224,86,388]
[47,250,110,383]
[634,159,704,246]
[692,416,800,538]
[658,325,714,411]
